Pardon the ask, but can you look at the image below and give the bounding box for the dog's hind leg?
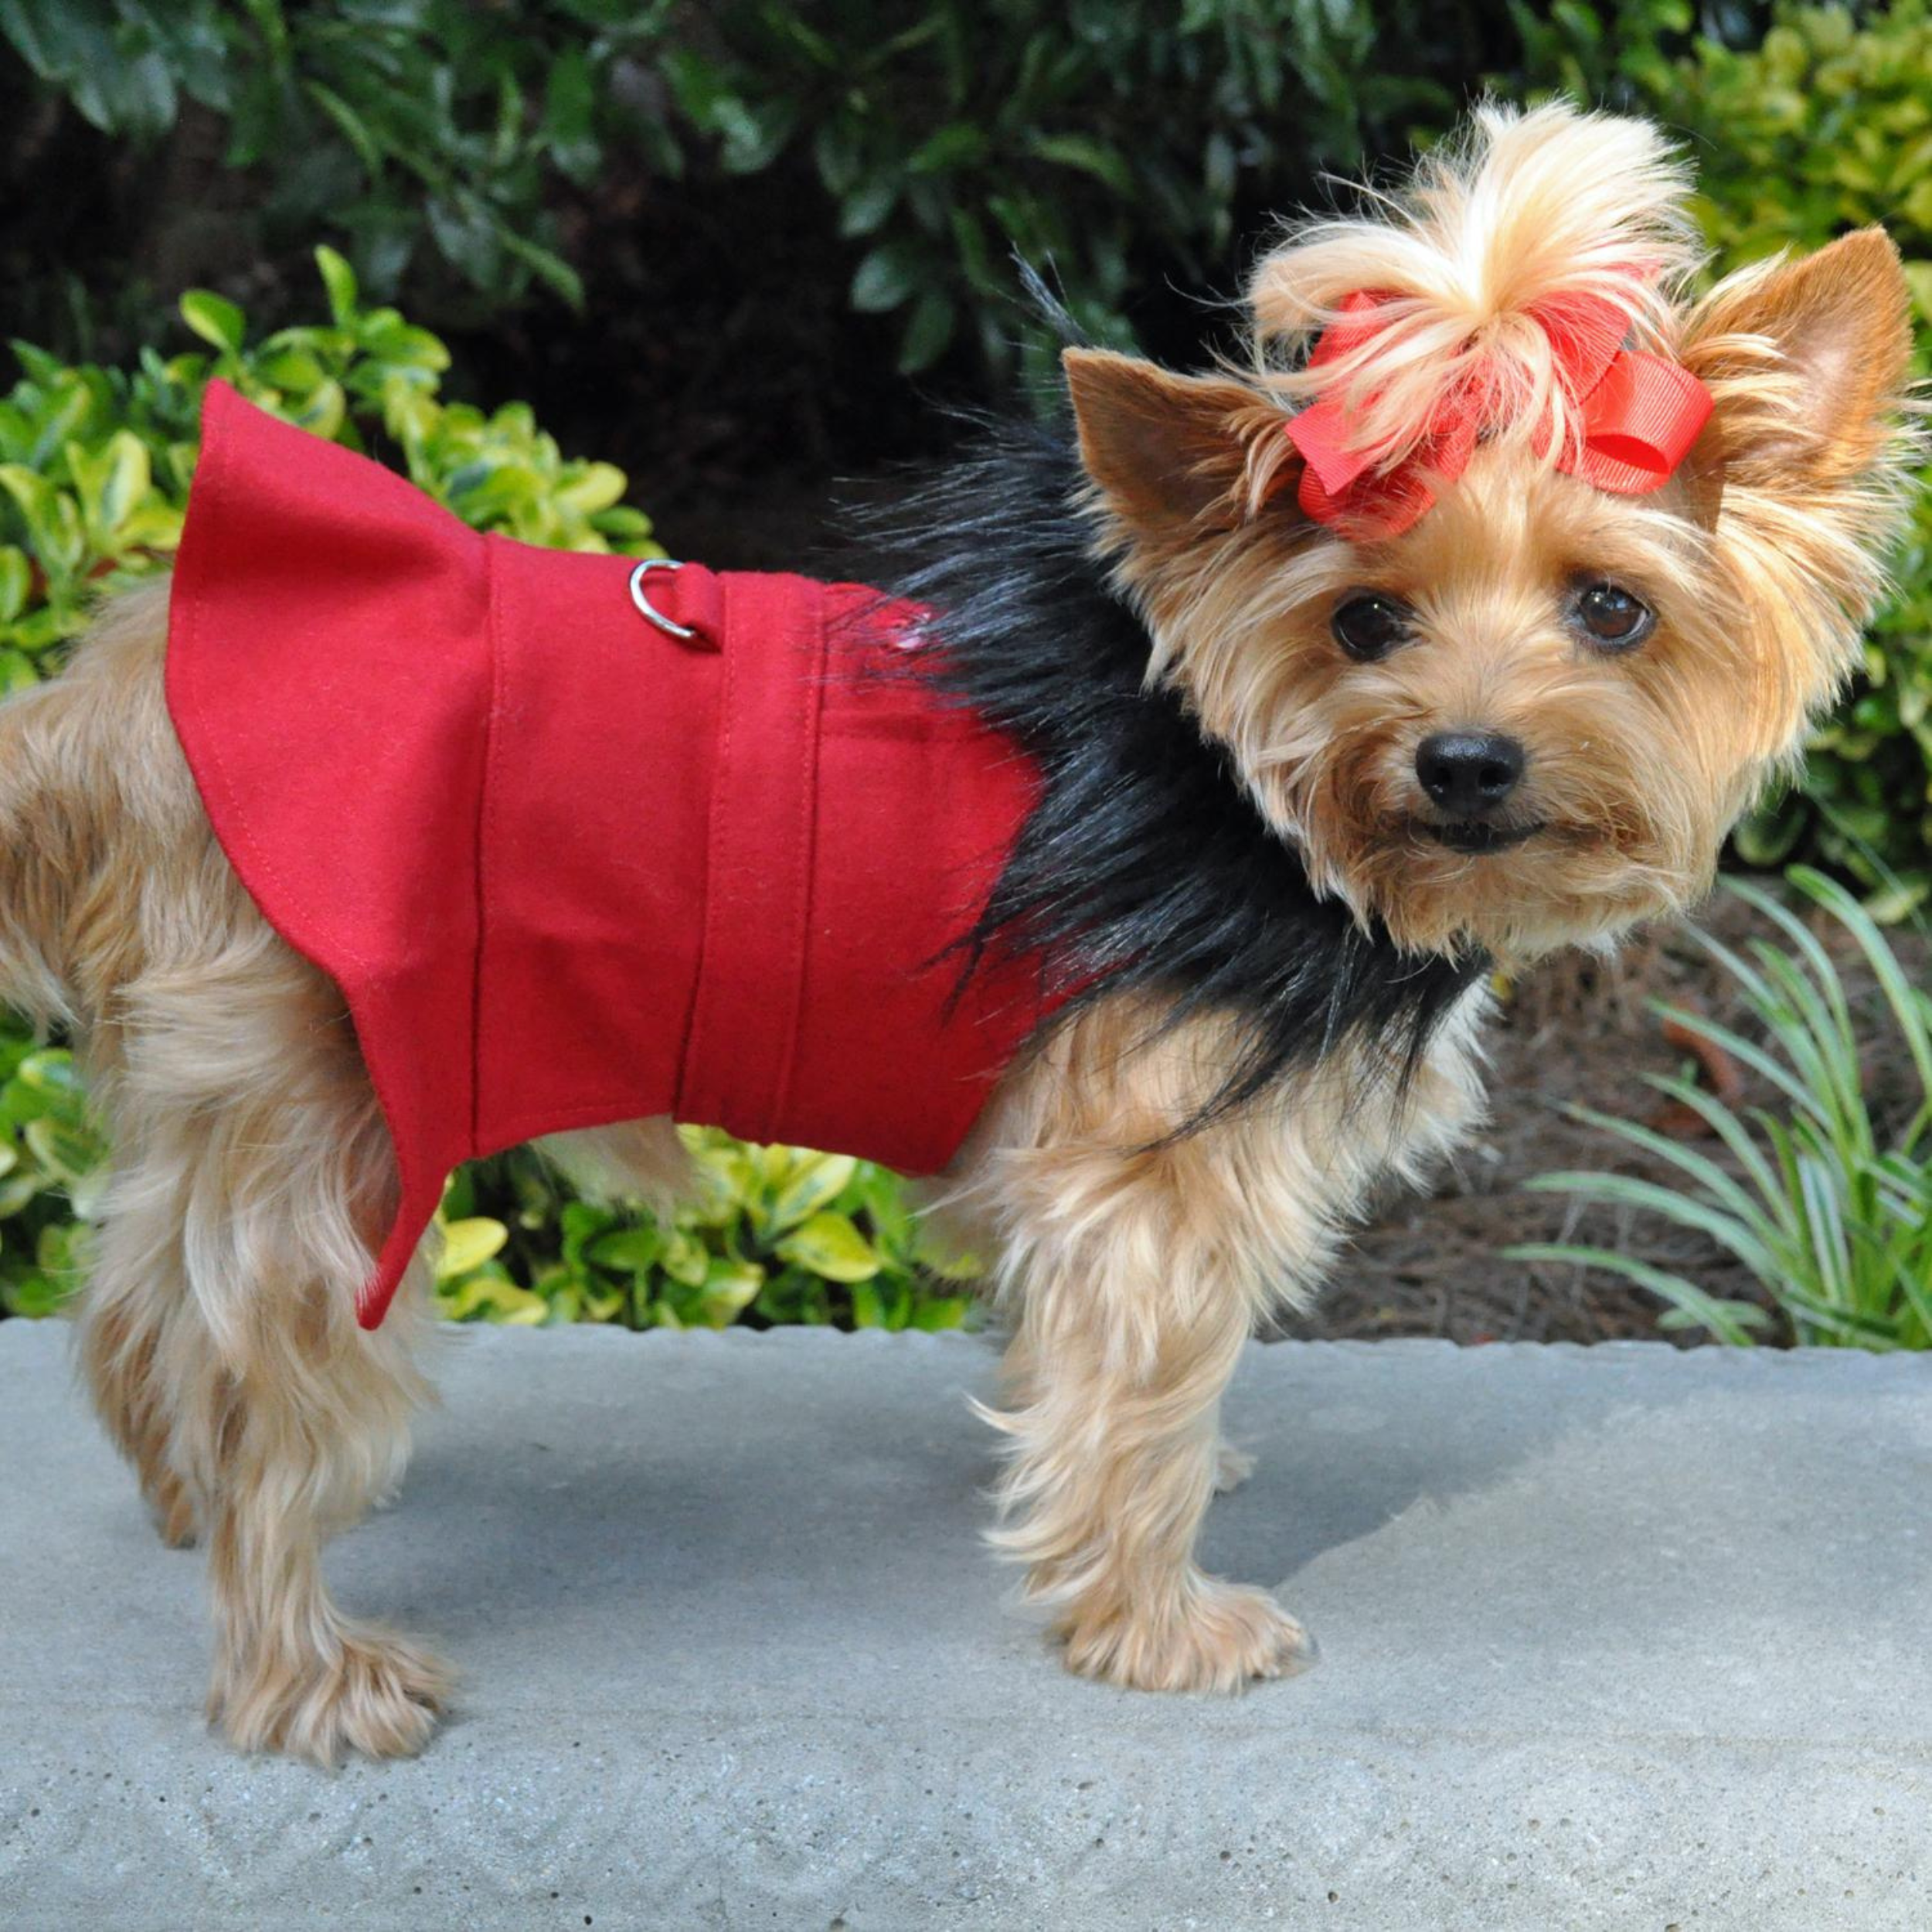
[77,1209,204,1549]
[99,927,447,1764]
[2,581,443,1760]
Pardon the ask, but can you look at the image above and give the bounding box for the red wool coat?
[167,382,1049,1328]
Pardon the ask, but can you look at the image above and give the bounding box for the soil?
[1294,888,1928,1347]
[1286,902,1777,1349]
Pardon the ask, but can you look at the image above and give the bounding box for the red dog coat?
[167,382,1049,1328]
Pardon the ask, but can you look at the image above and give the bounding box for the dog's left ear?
[1063,348,1283,552]
[1682,227,1913,493]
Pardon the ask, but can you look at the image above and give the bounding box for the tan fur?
[1244,102,1705,486]
[6,104,1915,1758]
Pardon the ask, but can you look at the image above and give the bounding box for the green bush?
[0,0,672,314]
[0,2,1601,379]
[656,0,1506,384]
[1509,869,1932,1348]
[0,250,652,667]
[440,1133,976,1332]
[0,1043,110,1318]
[0,250,970,1329]
[1617,3,1932,912]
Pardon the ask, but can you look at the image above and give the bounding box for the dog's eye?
[1573,582,1654,650]
[1331,593,1413,662]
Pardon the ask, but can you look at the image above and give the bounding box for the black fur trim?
[851,414,1488,1132]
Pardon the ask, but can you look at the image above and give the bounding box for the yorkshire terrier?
[8,103,1913,1762]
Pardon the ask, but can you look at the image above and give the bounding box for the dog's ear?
[1682,227,1913,494]
[1063,348,1286,552]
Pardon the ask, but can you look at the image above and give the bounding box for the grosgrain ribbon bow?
[1284,287,1713,540]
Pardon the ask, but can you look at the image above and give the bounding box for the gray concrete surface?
[2,1319,1930,1931]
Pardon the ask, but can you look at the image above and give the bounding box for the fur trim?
[853,417,1487,1128]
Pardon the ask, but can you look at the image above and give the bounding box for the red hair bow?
[1284,288,1713,540]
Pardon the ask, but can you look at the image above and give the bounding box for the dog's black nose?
[1415,731,1526,818]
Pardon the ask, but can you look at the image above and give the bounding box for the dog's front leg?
[986,1213,1312,1693]
[960,992,1488,1692]
[957,1007,1347,1692]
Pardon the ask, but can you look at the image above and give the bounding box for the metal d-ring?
[628,556,696,641]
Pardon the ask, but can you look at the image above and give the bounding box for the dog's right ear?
[1063,348,1288,554]
[1682,227,1914,497]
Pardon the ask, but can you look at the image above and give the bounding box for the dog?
[6,101,1912,1762]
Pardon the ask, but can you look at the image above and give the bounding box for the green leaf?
[776,1210,881,1283]
[713,94,796,174]
[767,1152,858,1233]
[287,377,346,440]
[898,291,957,373]
[436,1216,509,1281]
[585,1226,663,1274]
[1732,794,1808,866]
[1029,133,1135,196]
[908,122,988,175]
[2,1268,75,1318]
[552,461,628,514]
[913,1228,982,1283]
[22,1117,107,1192]
[661,1226,709,1287]
[813,118,862,196]
[910,1295,971,1332]
[0,1172,43,1219]
[254,345,328,394]
[179,290,245,356]
[0,467,84,574]
[356,316,451,371]
[315,245,359,327]
[304,79,383,176]
[1505,1242,1771,1347]
[498,228,585,309]
[0,546,29,623]
[838,177,898,238]
[440,1271,549,1324]
[14,1049,88,1124]
[72,430,152,545]
[850,245,919,315]
[544,45,600,184]
[699,1254,765,1323]
[1863,875,1930,923]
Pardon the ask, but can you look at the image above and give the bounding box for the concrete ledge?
[3,1319,1930,1930]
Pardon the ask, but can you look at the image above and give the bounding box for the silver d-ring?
[628,556,696,640]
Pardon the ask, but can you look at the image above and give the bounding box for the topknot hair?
[1244,100,1708,489]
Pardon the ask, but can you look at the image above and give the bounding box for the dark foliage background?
[0,0,1768,505]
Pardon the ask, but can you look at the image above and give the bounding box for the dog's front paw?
[212,1622,453,1766]
[1059,1576,1315,1693]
